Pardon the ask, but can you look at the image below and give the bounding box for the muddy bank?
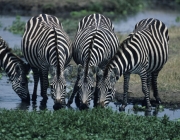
[114,82,180,109]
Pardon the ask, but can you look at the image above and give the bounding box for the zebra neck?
[2,51,20,79]
[106,43,137,77]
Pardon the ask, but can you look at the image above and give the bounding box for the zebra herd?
[0,13,169,111]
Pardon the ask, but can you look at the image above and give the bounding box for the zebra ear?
[112,67,120,81]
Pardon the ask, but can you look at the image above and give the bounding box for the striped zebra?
[0,36,30,101]
[67,13,120,109]
[22,14,72,110]
[97,18,169,111]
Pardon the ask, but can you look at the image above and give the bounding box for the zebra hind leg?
[152,72,161,104]
[39,69,49,103]
[31,67,40,101]
[120,74,130,111]
[140,71,152,112]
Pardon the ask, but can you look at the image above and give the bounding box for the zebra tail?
[53,27,60,79]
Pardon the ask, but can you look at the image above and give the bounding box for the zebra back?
[77,13,114,34]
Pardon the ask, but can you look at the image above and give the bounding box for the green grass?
[0,108,180,139]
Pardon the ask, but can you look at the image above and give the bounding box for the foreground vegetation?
[0,108,180,139]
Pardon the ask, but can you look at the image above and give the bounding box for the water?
[0,15,30,48]
[114,9,180,34]
[1,10,180,120]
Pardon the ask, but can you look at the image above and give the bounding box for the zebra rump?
[97,18,169,111]
[0,36,30,102]
[67,13,120,109]
[22,14,72,110]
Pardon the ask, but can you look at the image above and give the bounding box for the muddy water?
[1,10,180,120]
[1,73,180,120]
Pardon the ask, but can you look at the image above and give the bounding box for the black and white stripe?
[97,18,169,111]
[22,14,72,109]
[0,36,30,101]
[67,13,120,109]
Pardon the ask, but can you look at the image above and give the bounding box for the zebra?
[96,18,169,111]
[67,13,120,109]
[0,36,30,102]
[21,14,72,110]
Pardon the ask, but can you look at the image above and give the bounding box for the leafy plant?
[176,16,180,22]
[0,108,180,139]
[7,15,25,35]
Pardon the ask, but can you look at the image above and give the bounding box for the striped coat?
[0,36,30,101]
[68,13,120,109]
[22,14,72,109]
[97,18,169,111]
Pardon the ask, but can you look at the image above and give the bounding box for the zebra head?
[76,64,96,110]
[49,66,70,110]
[97,67,119,107]
[11,63,30,102]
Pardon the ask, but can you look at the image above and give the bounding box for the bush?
[7,15,25,35]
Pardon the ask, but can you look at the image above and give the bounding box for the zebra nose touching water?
[97,18,169,112]
[67,13,120,110]
[0,37,30,102]
[21,14,72,110]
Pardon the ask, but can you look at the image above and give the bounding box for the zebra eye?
[64,86,66,89]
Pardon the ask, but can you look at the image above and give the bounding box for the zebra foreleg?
[93,74,101,107]
[93,86,99,107]
[120,74,130,111]
[32,67,40,101]
[67,79,79,106]
[152,71,161,104]
[39,69,49,102]
[75,92,81,108]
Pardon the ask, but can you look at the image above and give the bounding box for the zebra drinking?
[0,36,30,102]
[22,14,72,110]
[97,18,169,111]
[67,13,120,109]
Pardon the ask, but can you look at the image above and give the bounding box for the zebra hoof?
[32,94,37,101]
[21,94,30,103]
[80,104,89,110]
[146,106,152,112]
[67,100,73,106]
[156,98,161,104]
[53,103,63,110]
[119,105,125,112]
